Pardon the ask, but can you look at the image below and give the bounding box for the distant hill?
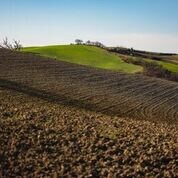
[22,45,142,73]
[108,47,178,73]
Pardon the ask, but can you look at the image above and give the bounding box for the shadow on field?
[0,78,102,114]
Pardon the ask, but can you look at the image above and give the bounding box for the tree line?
[74,39,105,48]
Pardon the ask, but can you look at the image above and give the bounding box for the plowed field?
[0,49,178,124]
[0,49,178,177]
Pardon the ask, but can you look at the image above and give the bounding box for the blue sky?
[0,0,178,52]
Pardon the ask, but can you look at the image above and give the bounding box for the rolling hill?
[1,48,178,123]
[0,48,178,177]
[23,45,178,77]
[22,45,143,73]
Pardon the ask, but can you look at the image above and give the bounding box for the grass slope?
[158,61,178,73]
[23,45,142,73]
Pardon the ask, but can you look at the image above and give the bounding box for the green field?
[22,45,142,73]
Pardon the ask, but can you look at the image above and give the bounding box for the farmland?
[0,48,178,177]
[0,88,178,177]
[1,49,178,123]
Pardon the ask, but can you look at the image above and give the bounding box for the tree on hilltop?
[86,40,91,45]
[75,39,83,45]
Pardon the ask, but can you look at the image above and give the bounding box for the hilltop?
[22,44,178,82]
[22,45,143,73]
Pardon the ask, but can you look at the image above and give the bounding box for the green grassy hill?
[22,45,142,73]
[158,61,178,73]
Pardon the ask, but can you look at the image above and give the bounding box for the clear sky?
[0,0,178,52]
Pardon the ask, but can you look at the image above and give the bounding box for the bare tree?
[0,37,22,51]
[13,39,22,51]
[0,37,12,49]
[75,39,83,45]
